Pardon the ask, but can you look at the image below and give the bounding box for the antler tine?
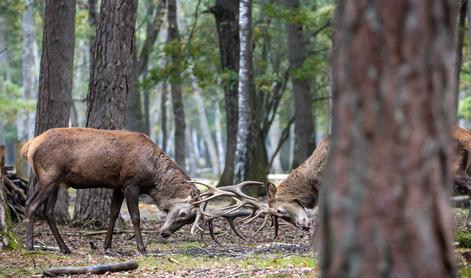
[225,216,249,241]
[272,216,279,240]
[255,214,271,234]
[219,181,264,201]
[208,219,222,245]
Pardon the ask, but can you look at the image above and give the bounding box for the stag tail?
[21,140,32,159]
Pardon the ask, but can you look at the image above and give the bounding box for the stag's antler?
[191,180,270,243]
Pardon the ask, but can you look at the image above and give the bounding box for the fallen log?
[43,260,139,277]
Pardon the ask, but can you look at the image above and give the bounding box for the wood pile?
[2,165,28,222]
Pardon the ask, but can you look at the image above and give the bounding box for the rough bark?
[456,0,467,112]
[212,0,240,187]
[32,0,76,224]
[320,1,457,277]
[167,0,186,169]
[19,0,39,141]
[283,0,315,168]
[193,85,220,173]
[234,0,254,183]
[126,0,166,134]
[73,0,138,228]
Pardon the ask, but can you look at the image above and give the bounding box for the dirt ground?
[4,202,471,277]
[0,201,316,277]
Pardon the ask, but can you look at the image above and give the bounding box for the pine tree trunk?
[234,0,254,183]
[19,0,39,141]
[214,99,225,171]
[167,0,186,169]
[193,85,220,173]
[212,0,240,187]
[73,0,138,228]
[0,17,10,81]
[283,0,315,168]
[161,82,169,152]
[126,0,166,134]
[31,0,76,224]
[320,1,457,277]
[0,145,19,249]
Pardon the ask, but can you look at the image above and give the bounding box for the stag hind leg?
[104,189,125,250]
[124,187,147,255]
[45,185,71,253]
[25,182,60,251]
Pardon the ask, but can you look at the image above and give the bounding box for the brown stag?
[193,136,330,239]
[452,126,471,230]
[22,128,262,254]
[265,136,330,237]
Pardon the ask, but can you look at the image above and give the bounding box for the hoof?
[60,247,72,254]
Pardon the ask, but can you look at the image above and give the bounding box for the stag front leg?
[45,185,71,254]
[104,189,124,250]
[124,187,147,255]
[25,184,57,251]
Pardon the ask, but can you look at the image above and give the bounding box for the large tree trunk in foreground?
[283,0,315,168]
[320,1,457,277]
[212,0,240,186]
[167,0,186,169]
[73,0,137,228]
[32,0,76,224]
[234,0,255,183]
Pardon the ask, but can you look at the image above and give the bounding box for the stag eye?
[179,212,187,218]
[277,208,284,214]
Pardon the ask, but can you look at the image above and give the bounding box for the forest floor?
[3,203,471,277]
[0,201,315,277]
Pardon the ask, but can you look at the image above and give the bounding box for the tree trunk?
[126,0,166,134]
[214,99,225,171]
[88,0,97,72]
[19,0,39,141]
[283,0,315,168]
[268,114,282,173]
[456,0,467,112]
[73,0,138,228]
[31,0,76,224]
[193,85,220,173]
[234,0,254,183]
[212,0,240,187]
[320,1,457,277]
[0,17,10,81]
[0,145,20,249]
[161,82,169,152]
[167,0,186,169]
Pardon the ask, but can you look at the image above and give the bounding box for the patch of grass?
[461,267,471,278]
[138,253,315,272]
[456,229,471,249]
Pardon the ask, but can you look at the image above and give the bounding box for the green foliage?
[456,229,471,249]
[0,81,34,124]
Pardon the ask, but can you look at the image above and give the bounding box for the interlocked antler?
[191,180,270,243]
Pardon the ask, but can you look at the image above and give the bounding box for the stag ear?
[266,182,277,206]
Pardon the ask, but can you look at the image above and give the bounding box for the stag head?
[159,197,197,238]
[266,182,311,232]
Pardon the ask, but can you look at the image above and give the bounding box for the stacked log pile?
[2,165,27,222]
